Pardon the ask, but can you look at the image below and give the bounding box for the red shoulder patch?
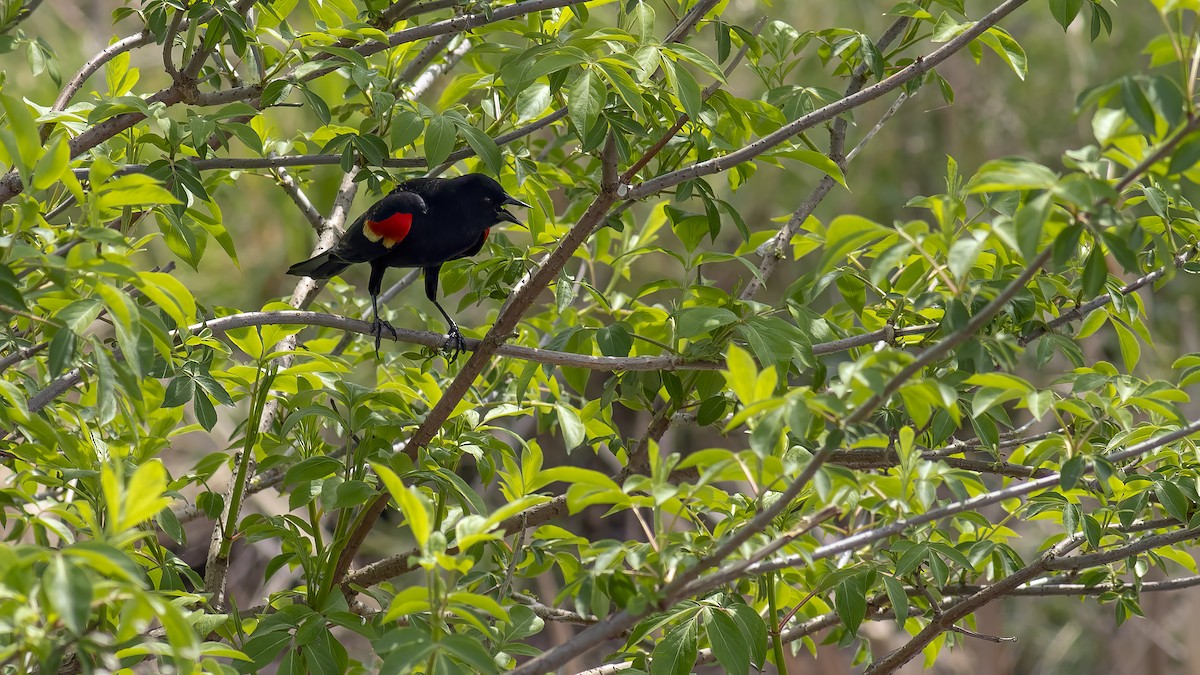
[365,212,413,247]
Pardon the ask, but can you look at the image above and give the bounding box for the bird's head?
[460,173,530,227]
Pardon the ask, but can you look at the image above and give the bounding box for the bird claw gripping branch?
[368,316,399,359]
[441,326,468,363]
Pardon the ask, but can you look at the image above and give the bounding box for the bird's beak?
[498,194,530,227]
[503,195,530,209]
[496,209,524,226]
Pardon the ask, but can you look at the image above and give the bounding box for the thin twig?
[512,592,598,625]
[754,418,1200,575]
[69,109,568,179]
[50,32,151,115]
[626,0,1032,199]
[1018,245,1197,346]
[863,534,1086,673]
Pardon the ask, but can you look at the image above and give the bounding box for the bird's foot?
[441,327,468,363]
[369,316,398,358]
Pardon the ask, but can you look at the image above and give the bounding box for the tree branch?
[1045,524,1200,571]
[753,418,1200,576]
[1018,245,1197,346]
[864,533,1086,674]
[625,0,1032,199]
[271,164,323,231]
[50,31,151,115]
[191,309,721,371]
[69,109,568,179]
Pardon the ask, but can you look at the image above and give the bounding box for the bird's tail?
[286,251,350,279]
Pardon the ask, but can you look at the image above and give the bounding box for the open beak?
[496,209,523,226]
[497,194,530,227]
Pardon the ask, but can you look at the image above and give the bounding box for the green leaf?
[242,630,293,670]
[1013,192,1051,262]
[47,329,78,378]
[778,149,847,188]
[672,61,703,121]
[894,542,928,576]
[119,461,173,531]
[1049,0,1084,30]
[834,576,867,633]
[596,322,633,357]
[947,233,983,282]
[1081,246,1107,299]
[300,85,331,125]
[0,264,23,309]
[883,575,909,625]
[1154,480,1190,523]
[598,59,646,115]
[534,466,621,491]
[819,215,889,274]
[372,463,431,548]
[94,346,118,425]
[382,587,431,623]
[555,403,586,449]
[705,610,749,675]
[650,621,698,675]
[45,556,91,635]
[723,343,758,404]
[32,134,69,190]
[728,603,768,669]
[424,115,456,168]
[978,27,1027,80]
[1168,133,1200,175]
[515,83,551,123]
[137,271,197,327]
[666,43,725,81]
[193,200,240,267]
[391,109,425,148]
[1120,76,1157,137]
[96,174,182,208]
[1112,320,1141,372]
[95,282,143,377]
[1059,455,1086,491]
[696,396,727,426]
[966,158,1057,192]
[442,634,501,674]
[628,0,655,40]
[456,123,503,176]
[676,306,738,339]
[0,94,43,181]
[568,69,605,140]
[285,456,342,484]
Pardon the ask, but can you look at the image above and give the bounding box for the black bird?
[287,173,529,360]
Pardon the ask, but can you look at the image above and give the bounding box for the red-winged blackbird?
[287,173,529,360]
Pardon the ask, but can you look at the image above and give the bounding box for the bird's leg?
[367,264,397,358]
[424,266,467,362]
[433,301,467,363]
